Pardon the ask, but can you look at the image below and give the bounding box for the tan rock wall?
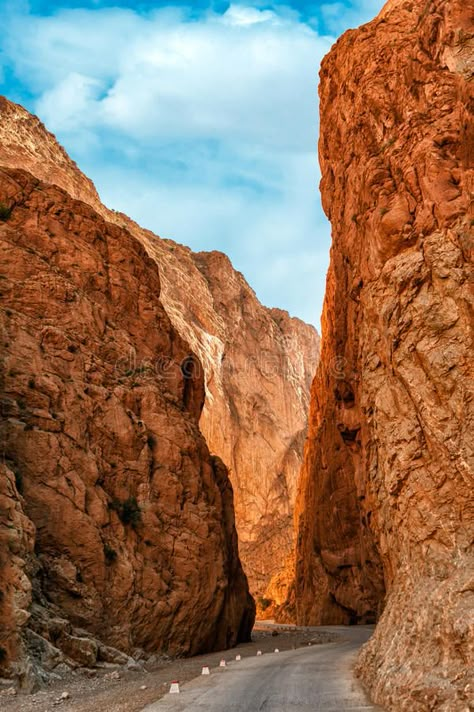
[153,247,319,596]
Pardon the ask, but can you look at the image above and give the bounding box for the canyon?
[1,0,473,707]
[0,97,320,603]
[0,95,318,683]
[295,0,473,710]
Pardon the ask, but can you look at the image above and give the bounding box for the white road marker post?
[169,681,180,694]
[257,650,262,656]
[274,648,280,653]
[235,654,241,661]
[219,659,226,668]
[202,666,210,675]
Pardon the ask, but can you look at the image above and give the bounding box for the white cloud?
[13,5,328,152]
[319,0,384,33]
[222,6,277,25]
[0,2,384,326]
[36,73,103,132]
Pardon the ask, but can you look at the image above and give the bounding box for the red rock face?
[296,0,473,709]
[0,168,254,680]
[0,463,35,674]
[0,97,319,602]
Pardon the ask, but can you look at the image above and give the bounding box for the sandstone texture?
[0,166,254,683]
[0,98,102,213]
[0,97,319,601]
[295,0,473,709]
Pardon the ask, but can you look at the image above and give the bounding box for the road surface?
[141,626,384,711]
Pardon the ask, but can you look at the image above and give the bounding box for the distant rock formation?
[295,0,473,709]
[150,246,319,598]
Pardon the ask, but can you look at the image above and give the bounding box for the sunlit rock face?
[149,246,320,598]
[295,0,473,709]
[0,96,320,602]
[0,165,254,680]
[0,97,102,212]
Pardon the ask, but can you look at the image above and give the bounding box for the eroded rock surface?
[0,98,102,212]
[0,97,319,600]
[296,0,473,709]
[0,168,254,682]
[0,464,35,678]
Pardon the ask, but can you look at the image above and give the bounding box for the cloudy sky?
[0,0,384,327]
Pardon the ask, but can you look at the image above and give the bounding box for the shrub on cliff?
[0,203,12,221]
[109,496,142,528]
[258,597,272,611]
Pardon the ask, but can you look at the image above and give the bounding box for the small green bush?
[121,497,142,526]
[110,496,142,528]
[147,433,157,448]
[258,597,272,611]
[0,203,12,221]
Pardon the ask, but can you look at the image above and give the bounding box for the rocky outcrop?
[0,98,102,213]
[0,97,319,600]
[296,0,473,709]
[0,167,254,682]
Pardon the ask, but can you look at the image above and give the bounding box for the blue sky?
[0,0,384,326]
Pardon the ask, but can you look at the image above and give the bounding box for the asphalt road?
[141,626,384,712]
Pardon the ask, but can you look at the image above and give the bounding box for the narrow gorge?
[0,0,472,708]
[0,96,318,684]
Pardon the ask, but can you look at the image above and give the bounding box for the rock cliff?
[295,0,473,709]
[0,166,254,684]
[0,97,319,601]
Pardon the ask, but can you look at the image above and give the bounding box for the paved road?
[141,626,384,711]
